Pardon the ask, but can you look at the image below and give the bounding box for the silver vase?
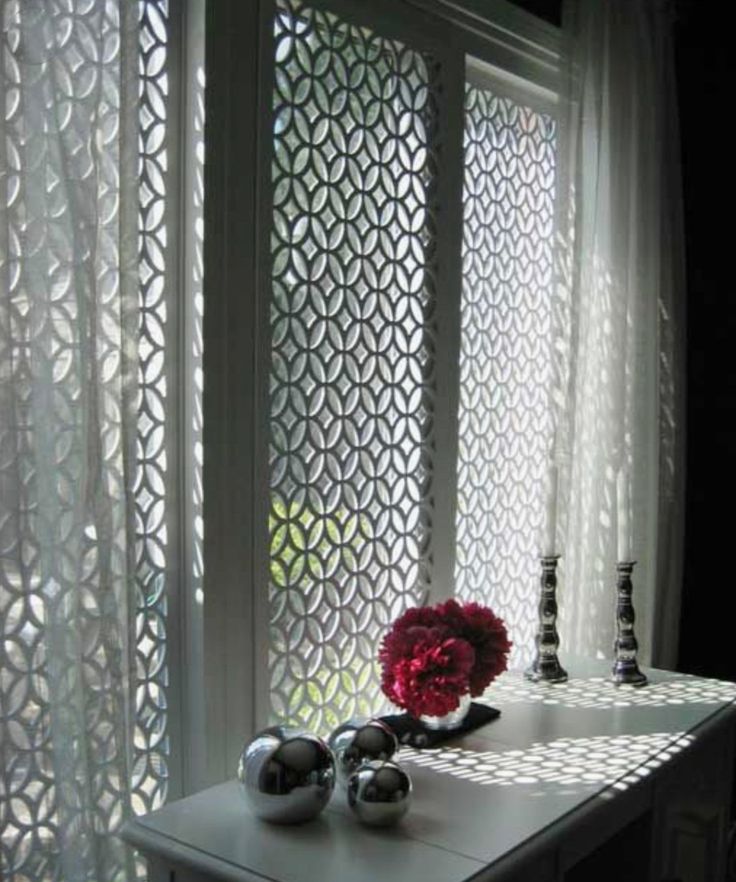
[419,693,471,731]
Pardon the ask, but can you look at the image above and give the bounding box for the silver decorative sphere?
[347,760,412,827]
[328,718,399,785]
[237,726,335,824]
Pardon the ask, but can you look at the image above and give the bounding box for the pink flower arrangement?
[379,599,512,719]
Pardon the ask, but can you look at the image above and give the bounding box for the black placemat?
[379,702,501,748]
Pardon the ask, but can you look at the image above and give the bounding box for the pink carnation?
[457,601,513,695]
[379,599,512,716]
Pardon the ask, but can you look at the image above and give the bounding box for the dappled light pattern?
[268,0,441,734]
[189,63,205,610]
[554,251,631,664]
[455,84,556,669]
[485,671,736,710]
[401,731,693,795]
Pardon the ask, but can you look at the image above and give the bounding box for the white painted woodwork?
[123,659,736,882]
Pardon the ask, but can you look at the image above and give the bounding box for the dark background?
[674,0,735,681]
[511,0,736,680]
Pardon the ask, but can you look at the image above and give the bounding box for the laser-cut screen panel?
[454,82,557,669]
[134,0,173,819]
[268,0,441,733]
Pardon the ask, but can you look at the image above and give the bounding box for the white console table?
[123,661,736,882]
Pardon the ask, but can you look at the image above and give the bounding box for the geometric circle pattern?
[133,0,171,822]
[268,0,439,734]
[0,3,172,879]
[454,83,556,669]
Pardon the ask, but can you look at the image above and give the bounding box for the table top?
[123,660,736,882]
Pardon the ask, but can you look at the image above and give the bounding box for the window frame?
[174,0,209,798]
[200,0,561,788]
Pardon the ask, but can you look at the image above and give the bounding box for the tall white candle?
[543,464,558,557]
[616,468,632,562]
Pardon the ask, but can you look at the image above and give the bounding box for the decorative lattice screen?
[454,83,556,668]
[134,0,173,816]
[268,0,440,733]
[0,3,175,879]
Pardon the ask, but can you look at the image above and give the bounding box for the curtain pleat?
[0,2,141,880]
[553,0,685,666]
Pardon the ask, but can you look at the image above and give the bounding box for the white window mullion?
[136,0,185,810]
[202,0,262,783]
[253,0,279,742]
[177,0,207,797]
[424,49,466,607]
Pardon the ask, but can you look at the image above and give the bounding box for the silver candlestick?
[525,555,568,683]
[611,561,648,686]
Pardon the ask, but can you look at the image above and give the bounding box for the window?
[203,0,561,770]
[0,7,560,868]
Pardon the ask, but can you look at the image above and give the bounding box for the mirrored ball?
[328,718,399,784]
[237,726,335,824]
[347,760,412,827]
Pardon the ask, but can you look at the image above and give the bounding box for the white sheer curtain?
[552,0,685,667]
[0,2,141,881]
